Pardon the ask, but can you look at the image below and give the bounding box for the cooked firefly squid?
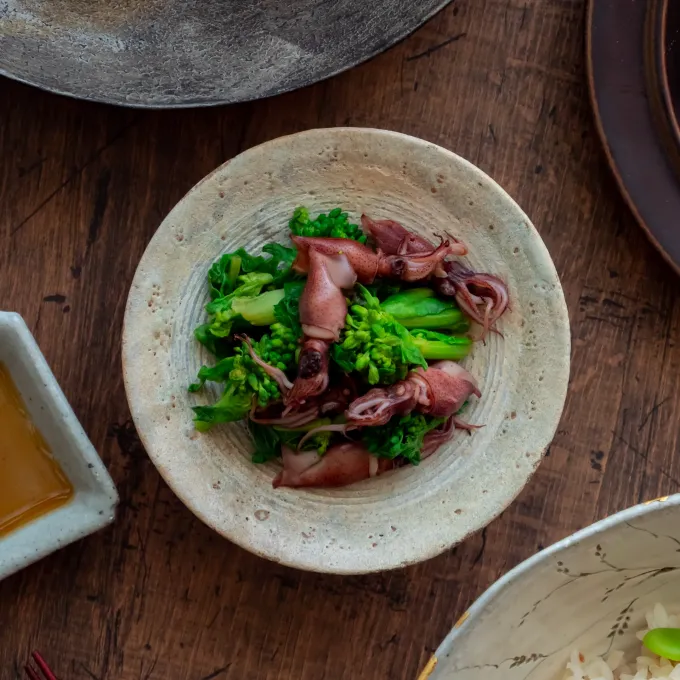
[291,233,465,282]
[286,230,470,407]
[275,362,480,488]
[191,206,510,490]
[346,361,481,427]
[284,249,356,408]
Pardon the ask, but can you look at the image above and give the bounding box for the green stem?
[396,309,469,330]
[231,288,284,325]
[412,334,472,361]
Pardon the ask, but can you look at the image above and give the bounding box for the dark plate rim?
[586,0,680,275]
[0,0,452,109]
[648,0,680,178]
[659,0,680,152]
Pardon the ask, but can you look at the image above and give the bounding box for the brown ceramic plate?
[587,0,680,273]
[660,0,680,156]
[0,0,450,108]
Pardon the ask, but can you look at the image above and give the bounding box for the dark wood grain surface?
[1,1,679,678]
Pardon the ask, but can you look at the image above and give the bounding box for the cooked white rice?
[563,604,680,680]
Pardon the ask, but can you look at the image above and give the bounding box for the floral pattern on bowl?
[424,495,680,680]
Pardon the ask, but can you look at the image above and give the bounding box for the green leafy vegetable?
[410,329,473,361]
[208,244,297,300]
[273,280,305,340]
[362,413,445,465]
[208,252,242,300]
[192,388,253,432]
[249,421,282,463]
[197,278,303,356]
[202,272,274,340]
[333,285,427,385]
[189,356,236,392]
[364,280,404,302]
[261,243,297,272]
[231,289,285,326]
[191,323,298,431]
[193,323,229,357]
[289,206,367,243]
[381,288,470,331]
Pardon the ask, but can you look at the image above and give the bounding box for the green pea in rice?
[564,604,679,680]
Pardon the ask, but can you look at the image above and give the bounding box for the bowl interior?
[430,497,680,679]
[122,128,570,573]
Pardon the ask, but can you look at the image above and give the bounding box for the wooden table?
[1,1,679,678]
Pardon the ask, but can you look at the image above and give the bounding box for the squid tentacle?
[237,334,293,394]
[249,402,320,428]
[345,361,481,427]
[362,214,468,258]
[435,261,510,338]
[292,229,466,285]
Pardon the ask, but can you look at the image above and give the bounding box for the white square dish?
[0,312,118,580]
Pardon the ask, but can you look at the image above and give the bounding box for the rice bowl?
[421,494,680,680]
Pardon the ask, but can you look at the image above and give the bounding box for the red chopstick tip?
[29,651,58,680]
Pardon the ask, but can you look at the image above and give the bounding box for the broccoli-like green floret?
[257,323,298,372]
[289,206,367,243]
[362,413,445,465]
[332,285,426,385]
[190,323,298,430]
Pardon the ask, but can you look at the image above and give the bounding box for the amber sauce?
[0,362,73,537]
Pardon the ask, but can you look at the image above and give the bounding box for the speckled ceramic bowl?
[122,128,570,574]
[420,494,680,680]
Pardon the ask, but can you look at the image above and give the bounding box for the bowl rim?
[420,493,680,680]
[122,126,570,574]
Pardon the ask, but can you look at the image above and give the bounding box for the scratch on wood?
[141,655,159,680]
[87,168,111,249]
[506,57,580,84]
[199,665,231,680]
[79,663,103,680]
[10,115,140,237]
[520,2,528,29]
[612,432,680,487]
[472,526,487,567]
[17,156,47,178]
[584,314,630,329]
[638,397,670,431]
[406,33,467,61]
[377,633,399,651]
[207,606,221,629]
